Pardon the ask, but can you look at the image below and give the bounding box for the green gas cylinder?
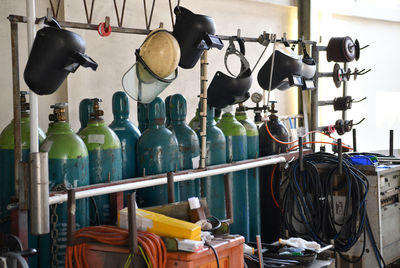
[217,107,250,241]
[188,106,200,131]
[77,98,93,134]
[168,94,200,200]
[195,105,227,219]
[39,103,90,268]
[136,97,179,207]
[137,102,149,133]
[236,106,260,242]
[0,91,45,268]
[79,98,122,225]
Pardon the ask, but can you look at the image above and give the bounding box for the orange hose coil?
[65,225,167,268]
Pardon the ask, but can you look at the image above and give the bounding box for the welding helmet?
[173,6,224,69]
[122,28,180,103]
[257,45,303,91]
[24,17,98,95]
[301,44,316,80]
[207,37,252,109]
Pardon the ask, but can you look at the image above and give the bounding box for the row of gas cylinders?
[0,91,289,268]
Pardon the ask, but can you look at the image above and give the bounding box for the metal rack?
[6,11,317,252]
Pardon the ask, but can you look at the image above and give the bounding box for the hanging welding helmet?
[207,37,252,109]
[122,28,180,103]
[173,6,224,69]
[300,43,316,89]
[24,17,98,95]
[257,44,303,91]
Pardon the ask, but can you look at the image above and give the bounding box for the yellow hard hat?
[139,28,180,78]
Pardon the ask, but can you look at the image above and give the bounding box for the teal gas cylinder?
[109,91,141,179]
[39,103,90,268]
[79,98,122,225]
[77,98,93,134]
[195,105,227,219]
[236,107,260,242]
[188,105,200,131]
[258,101,289,243]
[165,95,172,128]
[136,97,179,207]
[217,107,249,241]
[0,92,45,268]
[168,94,200,200]
[137,102,149,133]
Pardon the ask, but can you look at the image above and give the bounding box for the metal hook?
[360,44,369,50]
[352,97,367,103]
[237,29,241,39]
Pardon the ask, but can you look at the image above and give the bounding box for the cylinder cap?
[170,94,187,121]
[165,95,172,123]
[79,98,93,127]
[112,91,130,119]
[148,97,165,125]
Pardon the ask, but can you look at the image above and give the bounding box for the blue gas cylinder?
[78,98,122,225]
[136,97,179,207]
[137,102,149,133]
[109,91,141,179]
[195,105,227,219]
[168,94,200,200]
[236,107,260,242]
[0,92,46,268]
[217,107,249,241]
[39,103,90,268]
[77,98,93,134]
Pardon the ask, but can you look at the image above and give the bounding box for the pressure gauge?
[251,92,263,104]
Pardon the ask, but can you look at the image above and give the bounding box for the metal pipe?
[318,100,334,106]
[67,189,76,246]
[310,43,319,149]
[256,235,263,268]
[317,72,334,78]
[342,63,348,120]
[200,51,208,169]
[352,129,357,152]
[224,173,233,224]
[9,19,22,200]
[128,192,138,257]
[299,136,304,172]
[389,130,394,156]
[49,156,287,205]
[338,138,343,175]
[30,152,49,235]
[167,172,175,203]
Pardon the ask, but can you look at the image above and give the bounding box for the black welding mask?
[257,45,303,91]
[24,18,98,95]
[207,37,252,109]
[173,6,224,69]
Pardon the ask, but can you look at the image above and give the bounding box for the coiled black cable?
[282,152,370,262]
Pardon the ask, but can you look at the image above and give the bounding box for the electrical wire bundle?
[65,225,167,268]
[280,152,386,265]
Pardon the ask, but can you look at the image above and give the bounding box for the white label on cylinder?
[88,134,105,144]
[192,155,200,169]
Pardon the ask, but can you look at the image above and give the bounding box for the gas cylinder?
[0,91,45,268]
[236,106,260,242]
[137,102,149,133]
[79,98,122,225]
[195,105,226,219]
[39,103,90,268]
[258,100,289,243]
[165,95,172,128]
[217,107,249,241]
[77,98,93,134]
[136,97,179,207]
[188,105,200,131]
[168,94,200,200]
[109,91,141,179]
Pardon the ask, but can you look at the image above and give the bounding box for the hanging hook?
[360,44,369,50]
[352,118,365,126]
[352,97,367,103]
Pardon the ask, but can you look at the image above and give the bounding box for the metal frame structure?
[6,11,317,253]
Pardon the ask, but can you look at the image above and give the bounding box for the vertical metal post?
[299,136,304,172]
[110,192,124,225]
[200,51,208,169]
[224,173,233,224]
[352,129,357,152]
[342,63,348,120]
[67,189,76,247]
[311,44,319,149]
[389,130,394,156]
[167,172,175,203]
[338,138,343,175]
[128,192,138,261]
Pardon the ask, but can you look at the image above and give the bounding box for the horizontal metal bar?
[47,151,310,205]
[318,100,334,106]
[7,14,317,44]
[318,72,333,78]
